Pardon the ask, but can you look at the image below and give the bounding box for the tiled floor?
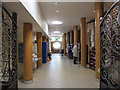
[18,54,100,88]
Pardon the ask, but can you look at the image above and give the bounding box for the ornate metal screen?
[0,4,18,89]
[100,0,120,89]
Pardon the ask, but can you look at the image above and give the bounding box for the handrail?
[100,0,120,27]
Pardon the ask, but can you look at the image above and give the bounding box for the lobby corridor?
[18,54,99,88]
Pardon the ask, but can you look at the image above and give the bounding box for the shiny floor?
[18,54,100,88]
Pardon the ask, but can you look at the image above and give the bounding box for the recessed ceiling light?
[56,10,59,13]
[55,2,60,5]
[51,21,63,25]
[53,31,60,33]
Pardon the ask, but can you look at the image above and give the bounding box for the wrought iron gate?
[0,4,18,90]
[100,0,120,89]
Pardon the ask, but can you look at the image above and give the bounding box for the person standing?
[73,43,78,64]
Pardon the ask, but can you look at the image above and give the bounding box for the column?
[95,2,103,79]
[64,33,66,56]
[70,30,73,44]
[74,26,78,45]
[62,35,64,49]
[80,18,86,67]
[62,33,66,56]
[23,23,33,83]
[37,32,42,68]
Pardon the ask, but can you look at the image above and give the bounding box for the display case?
[89,47,96,70]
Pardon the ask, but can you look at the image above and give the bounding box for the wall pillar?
[80,18,86,67]
[64,33,66,56]
[37,32,42,67]
[62,33,66,56]
[62,35,64,49]
[23,23,33,83]
[74,26,78,45]
[70,30,73,44]
[95,2,103,79]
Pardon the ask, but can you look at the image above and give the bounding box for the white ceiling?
[40,2,95,35]
[3,2,95,37]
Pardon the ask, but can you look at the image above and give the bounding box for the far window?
[53,42,61,50]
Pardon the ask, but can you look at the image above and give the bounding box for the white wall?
[19,0,49,36]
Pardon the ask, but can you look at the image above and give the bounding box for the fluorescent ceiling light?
[51,21,63,24]
[53,31,60,33]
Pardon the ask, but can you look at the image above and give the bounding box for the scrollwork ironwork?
[100,1,120,89]
[0,4,18,89]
